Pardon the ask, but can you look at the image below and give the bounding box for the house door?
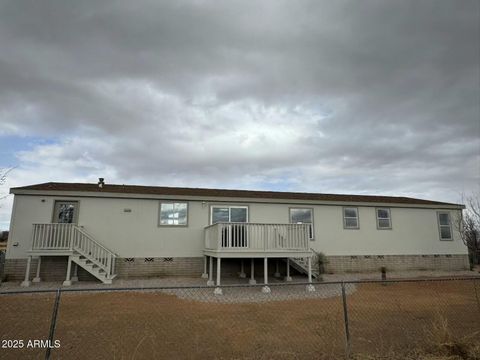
[211,206,248,248]
[53,201,79,224]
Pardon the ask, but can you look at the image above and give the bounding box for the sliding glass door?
[211,206,248,248]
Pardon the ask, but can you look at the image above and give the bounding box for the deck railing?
[204,223,310,251]
[32,223,75,250]
[31,223,116,278]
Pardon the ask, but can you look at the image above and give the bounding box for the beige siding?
[311,206,464,256]
[6,194,467,259]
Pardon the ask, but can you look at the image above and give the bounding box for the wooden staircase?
[31,223,117,284]
[71,254,116,284]
[70,226,117,284]
[288,257,320,279]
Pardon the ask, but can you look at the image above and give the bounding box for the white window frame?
[210,205,249,224]
[437,211,453,241]
[289,207,315,240]
[343,207,360,229]
[376,208,392,230]
[158,201,189,227]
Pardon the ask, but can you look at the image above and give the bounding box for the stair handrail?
[73,225,117,278]
[75,226,118,256]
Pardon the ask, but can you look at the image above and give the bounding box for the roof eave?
[10,188,466,209]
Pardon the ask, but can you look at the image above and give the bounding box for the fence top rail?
[1,276,479,296]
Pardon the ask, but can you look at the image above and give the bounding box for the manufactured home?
[4,181,468,293]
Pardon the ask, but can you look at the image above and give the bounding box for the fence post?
[45,288,62,360]
[341,282,351,359]
[475,277,480,314]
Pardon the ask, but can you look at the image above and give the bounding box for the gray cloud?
[0,0,478,220]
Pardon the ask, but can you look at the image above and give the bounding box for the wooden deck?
[203,223,313,258]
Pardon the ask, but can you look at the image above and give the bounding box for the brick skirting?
[116,257,204,278]
[2,256,206,281]
[3,256,96,282]
[322,254,470,273]
[2,254,470,282]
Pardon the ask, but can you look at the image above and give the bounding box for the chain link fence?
[1,277,479,359]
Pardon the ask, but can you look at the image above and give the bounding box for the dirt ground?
[0,280,479,359]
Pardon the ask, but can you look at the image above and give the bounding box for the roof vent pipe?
[98,178,105,188]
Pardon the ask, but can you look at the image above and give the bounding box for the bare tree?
[0,167,15,205]
[455,193,480,268]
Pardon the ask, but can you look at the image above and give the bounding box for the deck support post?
[214,257,223,295]
[21,256,32,287]
[249,258,256,285]
[63,256,72,286]
[285,258,292,282]
[32,256,42,283]
[274,259,281,277]
[261,257,271,293]
[71,263,78,282]
[201,255,208,279]
[207,256,214,286]
[306,257,315,292]
[239,259,246,278]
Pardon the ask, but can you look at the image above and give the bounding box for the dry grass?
[0,280,479,359]
[346,281,480,356]
[351,315,480,360]
[0,293,56,359]
[419,315,480,360]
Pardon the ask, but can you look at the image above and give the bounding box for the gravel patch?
[159,282,356,303]
[0,269,476,303]
[0,275,356,303]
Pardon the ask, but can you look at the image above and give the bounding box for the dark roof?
[11,182,463,207]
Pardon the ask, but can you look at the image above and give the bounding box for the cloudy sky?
[0,0,479,229]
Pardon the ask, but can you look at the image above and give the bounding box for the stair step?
[285,257,320,279]
[71,250,116,285]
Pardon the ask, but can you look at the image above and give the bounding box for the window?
[159,202,188,226]
[289,208,314,240]
[437,212,452,240]
[376,208,392,229]
[211,206,248,224]
[53,201,79,224]
[343,207,359,229]
[211,206,248,248]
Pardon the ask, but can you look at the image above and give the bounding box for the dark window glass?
[231,207,247,222]
[440,226,452,240]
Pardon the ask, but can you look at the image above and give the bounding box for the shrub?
[315,251,328,275]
